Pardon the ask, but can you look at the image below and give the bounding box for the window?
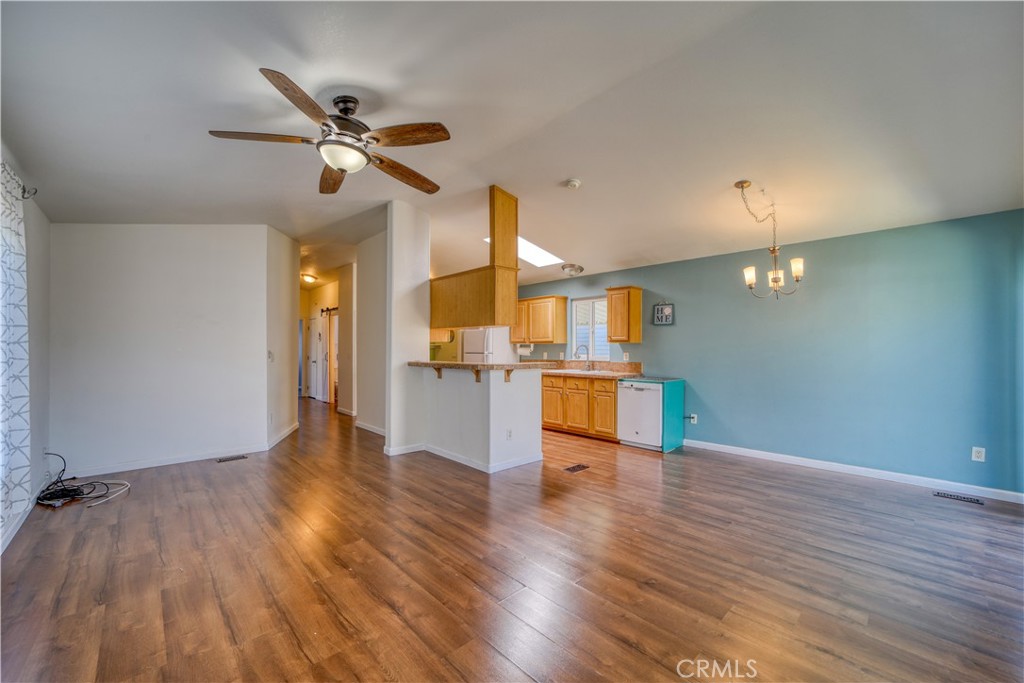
[572,297,610,360]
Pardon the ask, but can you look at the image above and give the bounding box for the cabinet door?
[542,385,564,427]
[591,390,617,438]
[528,298,555,343]
[564,378,590,431]
[510,301,528,343]
[606,287,642,343]
[607,288,630,342]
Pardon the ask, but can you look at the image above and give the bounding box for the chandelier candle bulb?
[790,258,804,281]
[743,266,757,288]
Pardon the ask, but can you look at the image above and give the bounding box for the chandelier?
[734,180,804,299]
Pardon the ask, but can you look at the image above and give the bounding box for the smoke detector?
[565,178,583,190]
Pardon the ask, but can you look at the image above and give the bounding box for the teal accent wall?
[520,210,1024,493]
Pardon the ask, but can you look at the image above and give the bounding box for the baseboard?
[63,441,271,479]
[384,443,425,457]
[423,445,543,474]
[684,439,1024,505]
[487,452,544,473]
[1,476,51,554]
[336,407,355,416]
[355,421,385,437]
[268,422,299,449]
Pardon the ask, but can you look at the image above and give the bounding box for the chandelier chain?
[738,185,778,247]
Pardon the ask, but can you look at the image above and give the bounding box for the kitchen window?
[572,297,610,361]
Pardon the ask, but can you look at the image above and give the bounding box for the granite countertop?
[533,360,643,380]
[409,361,560,370]
[541,369,641,379]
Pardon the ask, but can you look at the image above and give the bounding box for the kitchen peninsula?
[409,360,557,473]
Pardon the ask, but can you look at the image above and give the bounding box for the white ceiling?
[2,2,1021,286]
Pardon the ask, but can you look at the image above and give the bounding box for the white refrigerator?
[460,327,518,364]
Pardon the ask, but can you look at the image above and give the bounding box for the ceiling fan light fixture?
[316,138,371,173]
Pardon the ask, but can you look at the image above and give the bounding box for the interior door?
[308,317,323,401]
[330,314,339,404]
[319,313,330,403]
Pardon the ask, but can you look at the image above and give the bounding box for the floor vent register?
[564,464,590,473]
[934,491,984,505]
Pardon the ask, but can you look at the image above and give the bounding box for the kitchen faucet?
[574,344,591,371]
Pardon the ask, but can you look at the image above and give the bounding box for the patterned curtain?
[1,161,31,538]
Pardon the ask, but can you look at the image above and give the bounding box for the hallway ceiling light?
[735,180,804,299]
[301,273,318,284]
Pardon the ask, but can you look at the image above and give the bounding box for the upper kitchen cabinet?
[606,286,643,343]
[510,300,528,343]
[514,295,567,344]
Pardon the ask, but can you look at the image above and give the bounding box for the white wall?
[356,230,387,434]
[336,263,356,416]
[50,224,270,476]
[24,200,51,500]
[266,225,299,446]
[306,279,338,318]
[384,201,430,455]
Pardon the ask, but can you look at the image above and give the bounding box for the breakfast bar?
[409,361,557,473]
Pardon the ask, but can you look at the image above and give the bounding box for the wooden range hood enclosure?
[430,185,519,329]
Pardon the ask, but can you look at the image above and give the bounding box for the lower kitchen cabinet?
[541,376,564,427]
[564,380,590,431]
[590,378,618,438]
[542,374,619,441]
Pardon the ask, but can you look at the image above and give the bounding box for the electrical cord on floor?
[36,452,131,508]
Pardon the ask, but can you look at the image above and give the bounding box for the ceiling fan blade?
[319,165,346,194]
[370,153,440,194]
[363,122,450,147]
[209,130,315,144]
[259,68,335,130]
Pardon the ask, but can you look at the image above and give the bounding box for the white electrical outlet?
[506,429,513,440]
[623,352,630,361]
[689,414,698,425]
[543,352,548,359]
[559,352,565,360]
[971,446,986,462]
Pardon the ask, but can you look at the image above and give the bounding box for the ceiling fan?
[210,68,450,195]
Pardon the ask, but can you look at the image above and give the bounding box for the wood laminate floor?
[2,399,1022,682]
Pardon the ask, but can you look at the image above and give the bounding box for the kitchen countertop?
[531,359,643,380]
[409,360,560,383]
[409,361,559,370]
[541,369,641,379]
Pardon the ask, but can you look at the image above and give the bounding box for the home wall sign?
[653,302,674,325]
